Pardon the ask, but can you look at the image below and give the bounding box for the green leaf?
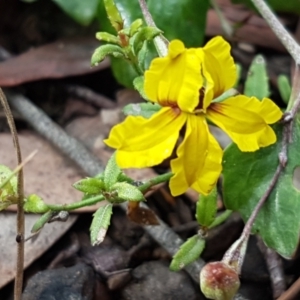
[97,0,210,87]
[196,186,218,227]
[90,203,113,246]
[133,76,148,99]
[91,44,125,66]
[0,165,17,199]
[170,235,205,271]
[104,153,121,190]
[244,55,270,100]
[123,102,161,119]
[103,0,124,32]
[24,194,49,213]
[223,122,300,258]
[112,182,145,202]
[209,210,232,229]
[73,177,105,194]
[129,19,143,36]
[52,0,98,26]
[278,75,291,104]
[96,32,120,44]
[31,211,53,233]
[132,27,162,55]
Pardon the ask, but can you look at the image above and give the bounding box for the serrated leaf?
[123,102,161,119]
[103,0,124,32]
[90,203,113,246]
[223,122,300,258]
[24,194,49,213]
[133,76,148,99]
[91,44,125,66]
[170,235,205,271]
[244,55,270,100]
[196,187,218,227]
[104,153,121,190]
[52,0,98,26]
[112,182,145,202]
[278,75,291,104]
[73,177,105,194]
[132,27,162,55]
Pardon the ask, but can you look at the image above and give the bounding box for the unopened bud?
[200,261,240,300]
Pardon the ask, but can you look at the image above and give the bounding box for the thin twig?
[277,277,300,300]
[0,88,24,300]
[138,0,168,57]
[251,0,300,65]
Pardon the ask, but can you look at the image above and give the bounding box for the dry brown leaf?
[0,37,109,87]
[0,131,104,212]
[0,212,77,288]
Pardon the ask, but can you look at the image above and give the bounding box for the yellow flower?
[105,36,282,196]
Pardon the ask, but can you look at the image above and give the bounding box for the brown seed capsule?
[200,261,240,300]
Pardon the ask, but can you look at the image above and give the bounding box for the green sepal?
[196,186,218,227]
[244,54,270,100]
[31,210,53,233]
[278,74,291,104]
[91,44,125,66]
[73,177,105,194]
[96,32,120,44]
[132,27,162,55]
[123,102,161,119]
[129,19,143,36]
[24,194,49,213]
[104,153,121,190]
[112,182,145,202]
[117,172,135,184]
[133,76,148,100]
[170,235,205,271]
[90,203,113,246]
[103,0,124,32]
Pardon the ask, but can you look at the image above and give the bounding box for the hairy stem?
[0,88,24,300]
[251,0,300,65]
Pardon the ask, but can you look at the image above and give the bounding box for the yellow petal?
[169,115,222,196]
[207,95,282,151]
[104,107,187,168]
[198,36,237,109]
[144,40,202,113]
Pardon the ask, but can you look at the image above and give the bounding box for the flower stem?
[138,0,168,57]
[250,0,300,65]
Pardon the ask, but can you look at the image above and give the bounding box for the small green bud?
[73,177,105,194]
[96,32,120,45]
[129,19,143,36]
[24,194,49,213]
[200,261,240,300]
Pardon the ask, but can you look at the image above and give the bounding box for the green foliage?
[73,178,105,194]
[31,211,53,233]
[223,122,300,258]
[170,235,205,271]
[278,75,291,104]
[97,0,210,87]
[90,203,113,245]
[244,55,270,100]
[24,194,49,213]
[113,182,145,202]
[133,76,148,99]
[196,187,218,227]
[91,44,125,66]
[104,153,121,189]
[52,0,99,26]
[0,165,18,211]
[123,102,161,119]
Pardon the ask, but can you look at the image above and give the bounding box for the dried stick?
[0,88,24,300]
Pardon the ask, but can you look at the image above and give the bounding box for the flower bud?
[200,261,240,300]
